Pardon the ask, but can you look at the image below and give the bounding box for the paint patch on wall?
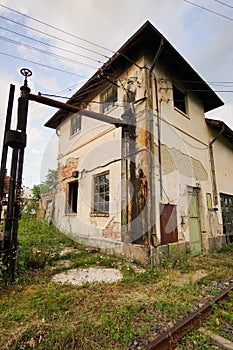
[161,145,208,180]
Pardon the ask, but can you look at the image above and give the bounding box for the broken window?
[93,171,109,215]
[101,86,118,113]
[70,114,82,136]
[66,181,78,214]
[173,85,187,114]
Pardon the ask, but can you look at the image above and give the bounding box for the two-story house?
[45,21,231,265]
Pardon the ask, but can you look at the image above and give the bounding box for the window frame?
[91,171,110,216]
[173,84,188,115]
[66,180,79,214]
[101,85,118,114]
[70,114,82,136]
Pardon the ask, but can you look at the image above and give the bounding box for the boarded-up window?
[160,203,178,244]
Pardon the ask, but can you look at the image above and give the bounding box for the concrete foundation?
[151,242,191,267]
[63,231,227,267]
[207,235,226,252]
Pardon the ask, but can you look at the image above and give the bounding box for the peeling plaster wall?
[55,127,122,242]
[54,58,147,249]
[53,54,227,255]
[150,64,221,251]
[211,133,233,197]
[207,128,233,233]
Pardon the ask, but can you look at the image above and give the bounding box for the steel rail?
[146,285,233,350]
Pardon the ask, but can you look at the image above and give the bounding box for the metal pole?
[10,80,30,280]
[10,148,25,281]
[4,147,19,279]
[0,84,15,222]
[29,93,125,127]
[2,68,31,281]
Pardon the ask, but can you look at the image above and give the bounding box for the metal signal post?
[0,68,31,281]
[0,68,125,281]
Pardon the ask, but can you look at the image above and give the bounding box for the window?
[66,181,78,214]
[101,86,118,113]
[220,193,233,243]
[93,172,109,215]
[70,115,81,136]
[173,85,187,114]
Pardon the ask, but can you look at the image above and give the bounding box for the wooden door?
[160,204,178,244]
[188,189,202,255]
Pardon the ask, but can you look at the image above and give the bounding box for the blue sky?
[0,0,232,187]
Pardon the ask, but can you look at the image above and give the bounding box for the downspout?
[149,39,164,201]
[147,38,164,266]
[209,124,225,206]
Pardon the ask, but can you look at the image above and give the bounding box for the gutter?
[149,39,164,200]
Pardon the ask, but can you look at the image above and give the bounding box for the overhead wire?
[0,15,110,59]
[0,26,105,65]
[0,3,232,117]
[28,82,87,116]
[0,6,144,70]
[0,51,88,78]
[182,0,233,21]
[0,35,99,70]
[211,0,233,9]
[0,3,115,54]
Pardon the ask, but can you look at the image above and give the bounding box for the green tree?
[32,184,41,200]
[22,185,41,218]
[40,169,57,194]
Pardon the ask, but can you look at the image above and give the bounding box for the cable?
[156,113,209,150]
[0,26,105,65]
[0,36,99,70]
[0,4,115,54]
[27,81,88,117]
[0,51,88,78]
[182,0,233,21]
[211,0,233,9]
[0,8,144,70]
[0,15,110,59]
[186,89,233,93]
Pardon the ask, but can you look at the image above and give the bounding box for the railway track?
[146,285,233,350]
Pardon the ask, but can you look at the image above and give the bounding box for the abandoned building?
[45,21,233,264]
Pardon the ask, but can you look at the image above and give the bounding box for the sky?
[0,0,232,188]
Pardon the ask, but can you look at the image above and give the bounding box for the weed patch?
[0,216,233,349]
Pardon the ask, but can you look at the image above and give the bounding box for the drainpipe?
[147,38,164,266]
[209,124,225,206]
[148,39,164,201]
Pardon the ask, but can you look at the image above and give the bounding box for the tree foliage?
[32,185,41,200]
[39,169,57,194]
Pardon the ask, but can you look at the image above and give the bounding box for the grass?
[177,292,233,349]
[0,215,233,349]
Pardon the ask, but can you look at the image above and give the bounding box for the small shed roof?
[206,118,233,143]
